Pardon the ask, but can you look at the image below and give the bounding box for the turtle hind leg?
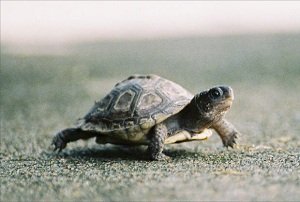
[52,128,97,152]
[148,124,170,161]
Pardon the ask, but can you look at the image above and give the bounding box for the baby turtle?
[52,74,239,160]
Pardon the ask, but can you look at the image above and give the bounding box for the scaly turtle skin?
[52,74,239,160]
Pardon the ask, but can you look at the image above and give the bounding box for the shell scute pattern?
[137,92,163,111]
[113,90,135,112]
[79,74,193,135]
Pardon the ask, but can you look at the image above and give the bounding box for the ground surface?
[1,34,300,201]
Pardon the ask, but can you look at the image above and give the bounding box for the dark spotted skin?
[52,128,96,152]
[148,124,169,160]
[212,119,238,147]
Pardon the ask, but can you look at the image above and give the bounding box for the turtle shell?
[79,74,193,142]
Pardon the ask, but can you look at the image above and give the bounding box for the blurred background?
[2,1,300,44]
[1,1,300,201]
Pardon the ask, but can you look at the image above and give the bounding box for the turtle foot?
[52,131,67,152]
[150,153,171,161]
[222,131,238,148]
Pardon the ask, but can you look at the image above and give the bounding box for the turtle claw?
[223,132,238,148]
[52,131,67,152]
[150,153,171,161]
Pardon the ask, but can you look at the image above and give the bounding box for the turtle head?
[193,86,234,120]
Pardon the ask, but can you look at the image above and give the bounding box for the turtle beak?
[220,86,234,101]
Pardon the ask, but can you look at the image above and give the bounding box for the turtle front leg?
[52,128,96,152]
[212,119,239,148]
[148,124,169,161]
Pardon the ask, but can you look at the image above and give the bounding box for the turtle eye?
[209,88,223,100]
